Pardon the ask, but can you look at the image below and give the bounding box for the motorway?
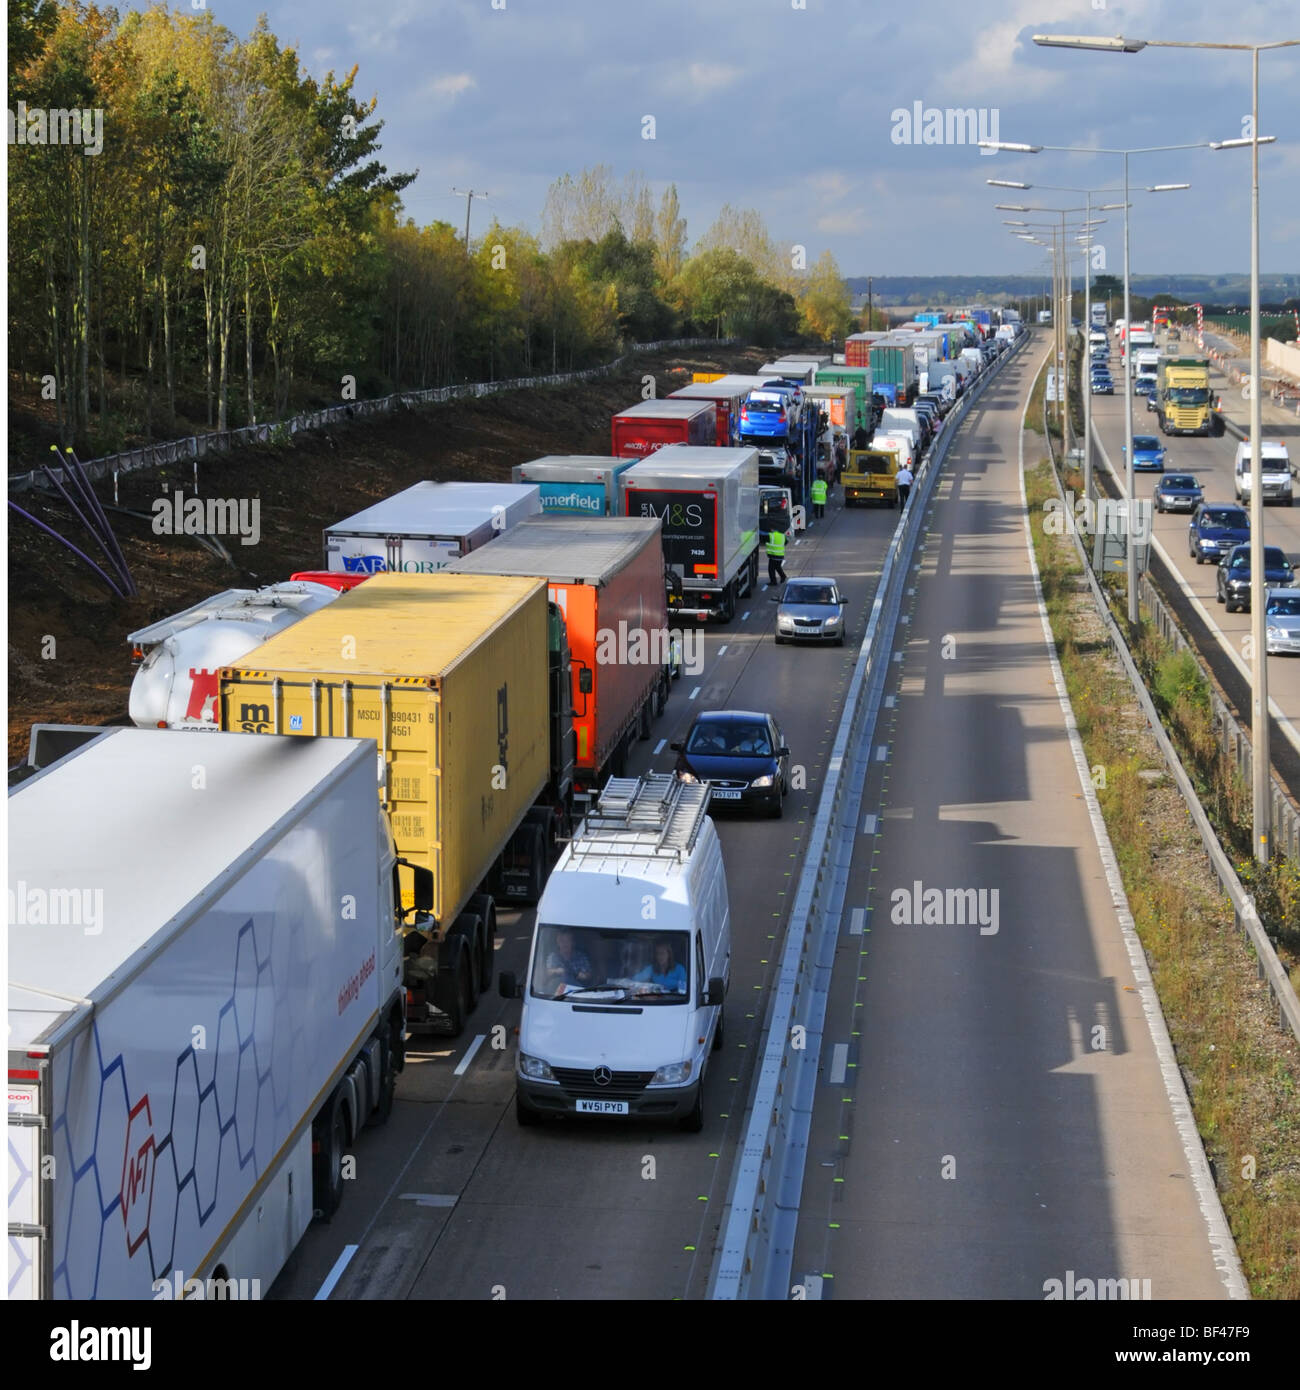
[273,334,1240,1300]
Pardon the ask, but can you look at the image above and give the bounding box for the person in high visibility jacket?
[811,476,828,521]
[766,526,787,585]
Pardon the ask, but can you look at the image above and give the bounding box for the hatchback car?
[1189,504,1249,565]
[1129,436,1166,472]
[773,576,846,645]
[1216,544,1295,613]
[739,390,796,440]
[1154,474,1203,513]
[1091,375,1114,395]
[670,711,789,817]
[1265,588,1300,654]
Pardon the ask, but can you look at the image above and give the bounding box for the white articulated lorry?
[324,480,541,575]
[7,726,432,1300]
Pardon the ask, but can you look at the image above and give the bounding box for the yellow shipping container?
[220,572,550,928]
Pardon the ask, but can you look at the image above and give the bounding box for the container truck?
[512,455,635,515]
[758,361,816,384]
[611,399,716,459]
[221,572,574,1036]
[866,343,918,400]
[812,365,876,431]
[842,448,899,506]
[448,517,672,788]
[621,445,760,623]
[844,334,874,368]
[127,579,346,731]
[915,312,946,328]
[324,481,541,575]
[1155,357,1213,435]
[8,726,433,1300]
[804,384,857,448]
[667,382,743,446]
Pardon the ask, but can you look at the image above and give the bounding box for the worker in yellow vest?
[766,525,787,585]
[811,475,828,521]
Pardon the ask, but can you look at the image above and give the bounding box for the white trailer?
[128,580,344,730]
[8,727,431,1300]
[324,481,541,575]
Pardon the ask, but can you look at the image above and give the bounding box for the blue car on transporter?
[738,388,796,441]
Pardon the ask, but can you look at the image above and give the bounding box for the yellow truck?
[843,448,899,506]
[1155,356,1213,436]
[220,571,575,1036]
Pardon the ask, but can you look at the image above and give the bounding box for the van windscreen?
[531,925,691,1003]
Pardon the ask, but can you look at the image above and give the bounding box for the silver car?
[774,576,846,645]
[1265,587,1300,655]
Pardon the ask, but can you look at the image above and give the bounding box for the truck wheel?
[712,1010,725,1052]
[441,953,473,1038]
[679,1083,705,1133]
[313,1090,348,1219]
[522,824,548,905]
[638,699,653,741]
[470,893,496,993]
[450,912,482,1005]
[516,1094,543,1127]
[368,1033,397,1127]
[654,668,670,717]
[719,587,735,623]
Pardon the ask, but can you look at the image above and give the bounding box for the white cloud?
[429,73,477,101]
[808,171,852,200]
[660,61,741,101]
[816,207,871,236]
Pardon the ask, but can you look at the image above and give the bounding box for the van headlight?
[650,1060,693,1086]
[519,1053,556,1083]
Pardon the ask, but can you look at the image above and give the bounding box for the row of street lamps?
[985,30,1296,864]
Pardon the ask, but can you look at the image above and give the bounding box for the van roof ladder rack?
[570,773,711,862]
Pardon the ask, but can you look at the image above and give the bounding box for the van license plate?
[576,1099,628,1115]
[711,789,742,800]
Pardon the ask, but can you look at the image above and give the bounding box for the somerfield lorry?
[1155,357,1213,435]
[611,399,717,458]
[512,456,635,515]
[221,572,575,1036]
[449,517,674,788]
[621,445,760,623]
[325,481,541,574]
[127,579,345,730]
[8,727,432,1299]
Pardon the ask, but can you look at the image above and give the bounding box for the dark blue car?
[1188,503,1249,565]
[1217,544,1295,613]
[1154,474,1203,513]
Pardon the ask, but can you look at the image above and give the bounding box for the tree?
[654,183,687,285]
[800,251,851,343]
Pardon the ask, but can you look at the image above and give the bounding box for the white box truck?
[7,727,432,1300]
[127,580,347,731]
[500,773,730,1132]
[324,481,540,575]
[620,445,760,623]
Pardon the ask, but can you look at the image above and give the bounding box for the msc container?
[611,399,717,459]
[621,445,760,622]
[512,455,635,516]
[221,572,551,932]
[324,481,541,574]
[449,517,669,787]
[8,727,411,1299]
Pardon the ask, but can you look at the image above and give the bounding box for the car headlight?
[1268,626,1285,640]
[519,1053,556,1082]
[650,1060,693,1086]
[825,613,842,626]
[677,770,699,785]
[750,774,774,788]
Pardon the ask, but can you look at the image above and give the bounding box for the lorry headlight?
[519,1053,556,1083]
[650,1060,693,1086]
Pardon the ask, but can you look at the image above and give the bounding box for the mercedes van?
[1235,440,1294,506]
[501,774,731,1131]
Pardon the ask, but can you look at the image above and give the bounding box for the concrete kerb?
[1057,402,1300,1049]
[709,334,1027,1300]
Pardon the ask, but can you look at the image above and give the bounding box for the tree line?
[8,2,855,455]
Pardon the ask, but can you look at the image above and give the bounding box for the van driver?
[545,927,594,994]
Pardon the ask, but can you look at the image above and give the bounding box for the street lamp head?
[1211,135,1278,149]
[979,141,1042,153]
[1097,202,1126,210]
[994,204,1031,211]
[1146,183,1190,191]
[987,179,1030,189]
[1032,33,1147,53]
[1002,219,1029,225]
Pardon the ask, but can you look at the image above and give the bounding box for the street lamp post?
[1030,31,1299,866]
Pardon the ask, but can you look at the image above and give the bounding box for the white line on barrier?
[849,908,866,935]
[861,814,877,834]
[828,1044,849,1085]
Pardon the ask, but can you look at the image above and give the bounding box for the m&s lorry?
[8,726,432,1299]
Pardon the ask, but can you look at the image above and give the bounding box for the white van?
[503,774,731,1131]
[872,432,917,472]
[879,407,923,451]
[1234,440,1293,506]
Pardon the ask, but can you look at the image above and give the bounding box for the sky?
[149,0,1299,278]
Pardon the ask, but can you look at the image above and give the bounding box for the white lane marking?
[892,651,903,662]
[690,686,701,700]
[829,1043,849,1085]
[1018,352,1250,1302]
[849,907,866,935]
[398,1193,459,1208]
[717,645,728,656]
[875,746,887,762]
[654,738,667,754]
[861,814,878,835]
[884,695,896,708]
[453,1034,486,1076]
[741,611,751,621]
[315,1245,359,1300]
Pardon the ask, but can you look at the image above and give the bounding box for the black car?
[1189,504,1249,565]
[1216,544,1295,613]
[670,710,789,818]
[1154,474,1204,513]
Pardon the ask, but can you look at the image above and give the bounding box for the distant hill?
[845,275,1300,309]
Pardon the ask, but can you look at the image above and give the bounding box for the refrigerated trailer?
[611,400,717,459]
[512,456,635,515]
[324,481,541,574]
[8,728,431,1300]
